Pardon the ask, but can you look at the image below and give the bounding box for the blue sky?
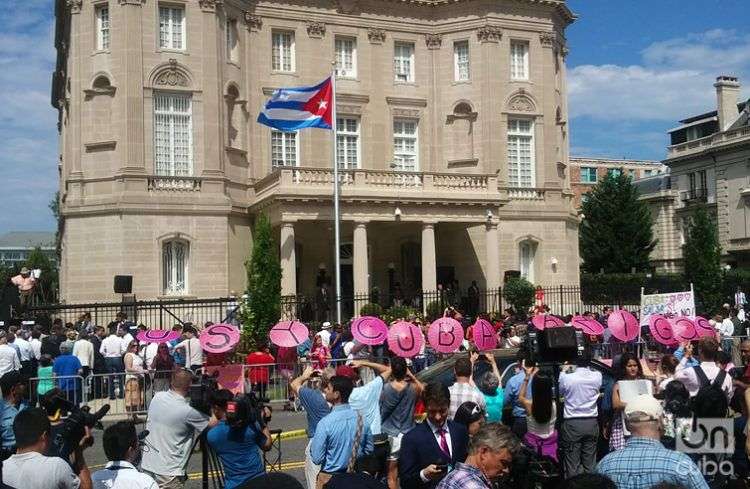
[1,1,749,233]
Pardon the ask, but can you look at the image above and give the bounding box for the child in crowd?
[36,354,55,399]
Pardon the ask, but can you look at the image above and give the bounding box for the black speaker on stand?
[113,275,133,294]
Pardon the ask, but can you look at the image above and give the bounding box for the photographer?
[206,389,273,489]
[141,369,210,488]
[2,407,92,489]
[92,421,157,489]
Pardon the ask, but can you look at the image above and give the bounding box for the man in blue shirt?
[503,350,534,438]
[311,375,373,487]
[207,389,273,489]
[52,343,82,405]
[291,366,332,489]
[168,324,185,367]
[0,371,26,457]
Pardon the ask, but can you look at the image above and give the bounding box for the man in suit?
[398,382,469,489]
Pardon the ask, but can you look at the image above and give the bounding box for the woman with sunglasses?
[453,401,485,436]
[518,367,558,462]
[124,340,147,416]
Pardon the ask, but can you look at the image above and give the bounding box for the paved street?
[85,408,309,488]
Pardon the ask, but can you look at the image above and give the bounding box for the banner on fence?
[639,285,695,326]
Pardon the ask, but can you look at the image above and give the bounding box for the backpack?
[691,366,728,418]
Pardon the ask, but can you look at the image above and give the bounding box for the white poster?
[639,288,695,326]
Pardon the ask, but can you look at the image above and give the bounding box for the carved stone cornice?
[476,25,502,43]
[306,21,326,38]
[118,0,146,5]
[66,0,82,13]
[425,34,442,50]
[561,45,570,57]
[539,31,556,47]
[198,0,223,12]
[154,59,189,87]
[244,13,262,31]
[368,28,386,44]
[334,0,359,15]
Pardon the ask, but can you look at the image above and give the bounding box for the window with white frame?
[519,241,535,283]
[394,42,415,82]
[96,5,110,51]
[159,5,185,50]
[510,41,529,80]
[580,167,597,184]
[271,130,298,167]
[154,92,193,176]
[336,117,360,169]
[608,168,622,178]
[454,41,469,81]
[226,18,239,62]
[507,119,535,187]
[393,120,418,171]
[163,240,189,295]
[335,37,357,78]
[272,31,295,72]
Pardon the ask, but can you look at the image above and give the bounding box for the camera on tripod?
[40,389,110,463]
[525,327,590,364]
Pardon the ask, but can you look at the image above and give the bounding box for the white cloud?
[569,29,750,122]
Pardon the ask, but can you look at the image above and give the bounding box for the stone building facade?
[53,0,580,304]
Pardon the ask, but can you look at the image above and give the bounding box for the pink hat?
[335,365,357,380]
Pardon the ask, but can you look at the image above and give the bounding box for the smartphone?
[434,464,448,473]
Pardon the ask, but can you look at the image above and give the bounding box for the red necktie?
[437,428,451,458]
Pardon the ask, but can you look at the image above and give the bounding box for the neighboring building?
[570,157,666,209]
[633,175,682,273]
[53,0,580,305]
[0,232,57,268]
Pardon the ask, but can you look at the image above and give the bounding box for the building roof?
[570,157,663,167]
[674,101,748,127]
[634,174,671,195]
[0,232,56,249]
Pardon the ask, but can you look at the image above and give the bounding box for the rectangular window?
[454,41,469,81]
[226,19,239,62]
[394,42,415,82]
[698,170,707,190]
[608,168,622,178]
[154,92,193,176]
[96,6,110,51]
[335,37,357,78]
[336,117,360,169]
[272,31,295,72]
[271,130,298,167]
[510,41,529,80]
[580,167,597,184]
[507,119,535,187]
[159,6,185,50]
[644,169,653,177]
[393,120,418,171]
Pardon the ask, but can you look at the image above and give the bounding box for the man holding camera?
[92,421,157,489]
[141,369,210,488]
[206,389,273,488]
[2,407,92,489]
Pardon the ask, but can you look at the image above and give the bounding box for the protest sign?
[531,314,565,331]
[205,365,245,395]
[137,329,180,344]
[649,314,678,346]
[571,315,604,336]
[351,316,389,346]
[428,318,463,353]
[640,287,695,326]
[270,320,309,347]
[200,323,241,354]
[608,309,639,341]
[472,318,497,351]
[388,321,423,358]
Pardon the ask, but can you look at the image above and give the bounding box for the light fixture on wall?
[551,257,558,273]
[486,209,494,221]
[318,263,327,271]
[394,207,402,218]
[387,262,396,270]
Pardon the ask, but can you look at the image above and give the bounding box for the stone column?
[280,222,296,297]
[353,222,369,315]
[485,222,501,311]
[421,223,437,292]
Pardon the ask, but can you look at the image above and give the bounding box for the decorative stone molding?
[118,0,146,5]
[334,0,359,15]
[539,31,556,47]
[337,104,362,115]
[425,34,442,50]
[153,59,190,87]
[244,13,262,31]
[561,45,570,57]
[446,110,478,124]
[306,21,326,39]
[368,28,386,44]
[198,0,223,12]
[506,89,537,113]
[393,108,420,118]
[476,25,502,43]
[84,141,117,153]
[66,0,82,13]
[385,96,427,107]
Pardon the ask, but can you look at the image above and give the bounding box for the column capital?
[422,221,437,229]
[67,0,82,13]
[486,221,499,230]
[353,221,368,228]
[280,220,296,228]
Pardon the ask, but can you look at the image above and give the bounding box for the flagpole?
[331,68,342,325]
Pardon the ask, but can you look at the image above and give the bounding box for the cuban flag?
[257,77,333,132]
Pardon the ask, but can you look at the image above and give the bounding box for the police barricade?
[29,374,86,407]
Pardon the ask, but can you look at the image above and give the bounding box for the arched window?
[519,241,536,283]
[163,240,189,295]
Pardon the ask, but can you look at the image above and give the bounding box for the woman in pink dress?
[308,334,331,369]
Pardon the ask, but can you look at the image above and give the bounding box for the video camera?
[225,391,272,429]
[40,390,110,463]
[525,328,590,364]
[189,371,220,415]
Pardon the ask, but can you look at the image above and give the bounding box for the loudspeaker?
[504,270,521,283]
[113,275,133,294]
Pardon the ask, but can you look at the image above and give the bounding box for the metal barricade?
[29,375,86,407]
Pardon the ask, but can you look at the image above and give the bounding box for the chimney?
[714,75,741,131]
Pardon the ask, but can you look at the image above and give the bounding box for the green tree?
[503,278,535,318]
[24,247,59,303]
[239,215,282,347]
[49,191,62,261]
[580,169,657,273]
[683,206,723,315]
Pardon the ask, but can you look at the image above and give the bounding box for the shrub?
[503,278,535,317]
[359,303,384,317]
[425,300,442,321]
[384,305,420,324]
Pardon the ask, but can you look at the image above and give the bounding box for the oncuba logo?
[676,418,734,454]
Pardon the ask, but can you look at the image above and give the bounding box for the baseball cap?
[321,322,332,329]
[624,394,663,422]
[335,365,357,380]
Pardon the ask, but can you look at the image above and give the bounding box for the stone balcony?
[667,125,750,159]
[147,176,202,192]
[252,167,552,207]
